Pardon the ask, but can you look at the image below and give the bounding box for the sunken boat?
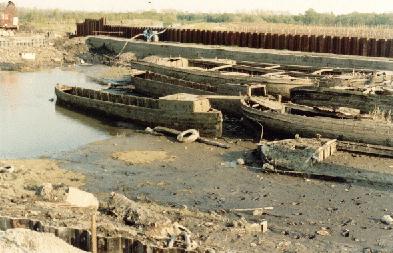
[291,85,393,114]
[132,71,267,97]
[127,57,315,98]
[241,96,393,146]
[125,57,391,98]
[55,85,223,137]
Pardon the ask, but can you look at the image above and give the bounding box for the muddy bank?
[0,37,89,71]
[49,131,393,252]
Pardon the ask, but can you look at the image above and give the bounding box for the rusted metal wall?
[76,18,393,58]
[0,216,195,253]
[0,1,17,29]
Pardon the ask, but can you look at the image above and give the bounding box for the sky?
[12,0,393,14]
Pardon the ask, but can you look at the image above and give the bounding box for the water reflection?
[0,67,117,159]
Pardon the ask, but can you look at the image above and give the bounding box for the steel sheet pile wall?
[76,18,393,58]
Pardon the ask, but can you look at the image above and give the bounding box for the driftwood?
[153,126,230,149]
[337,141,393,158]
[230,207,274,213]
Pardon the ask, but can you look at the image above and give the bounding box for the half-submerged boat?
[291,86,393,114]
[241,96,393,146]
[55,85,223,137]
[127,58,315,98]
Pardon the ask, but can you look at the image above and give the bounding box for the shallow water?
[0,66,120,159]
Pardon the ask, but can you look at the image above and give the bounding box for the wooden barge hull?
[127,61,314,98]
[291,87,393,114]
[132,72,266,97]
[55,85,223,137]
[241,100,393,146]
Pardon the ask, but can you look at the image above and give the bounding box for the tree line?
[10,7,393,27]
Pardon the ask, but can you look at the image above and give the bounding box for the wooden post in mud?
[91,213,97,253]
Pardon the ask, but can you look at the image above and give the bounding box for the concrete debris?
[236,158,245,165]
[65,187,99,209]
[37,183,54,200]
[341,229,350,237]
[107,192,197,247]
[20,52,36,61]
[381,215,393,225]
[36,184,98,209]
[0,165,15,173]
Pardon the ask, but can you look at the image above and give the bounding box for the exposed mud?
[112,150,174,165]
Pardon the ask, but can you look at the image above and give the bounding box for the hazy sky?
[13,0,393,14]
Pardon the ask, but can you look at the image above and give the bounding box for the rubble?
[0,228,86,253]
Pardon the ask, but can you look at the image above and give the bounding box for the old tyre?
[177,129,200,143]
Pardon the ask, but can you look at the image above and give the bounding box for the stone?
[65,187,99,209]
[0,165,15,173]
[236,158,245,165]
[316,227,330,236]
[37,183,53,199]
[381,215,393,225]
[341,229,350,237]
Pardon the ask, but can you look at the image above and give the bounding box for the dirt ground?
[0,36,89,71]
[2,36,393,252]
[5,128,383,252]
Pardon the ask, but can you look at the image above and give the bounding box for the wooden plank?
[338,141,393,158]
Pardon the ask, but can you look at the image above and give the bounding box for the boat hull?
[55,86,223,137]
[241,100,393,146]
[128,61,314,98]
[291,87,393,114]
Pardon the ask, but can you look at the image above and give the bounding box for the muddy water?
[0,66,122,159]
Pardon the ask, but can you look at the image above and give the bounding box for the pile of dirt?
[54,37,89,64]
[0,36,91,71]
[0,228,86,253]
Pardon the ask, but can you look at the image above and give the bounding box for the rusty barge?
[241,96,393,146]
[55,85,223,137]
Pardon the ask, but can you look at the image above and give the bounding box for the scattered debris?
[37,184,98,209]
[154,126,230,149]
